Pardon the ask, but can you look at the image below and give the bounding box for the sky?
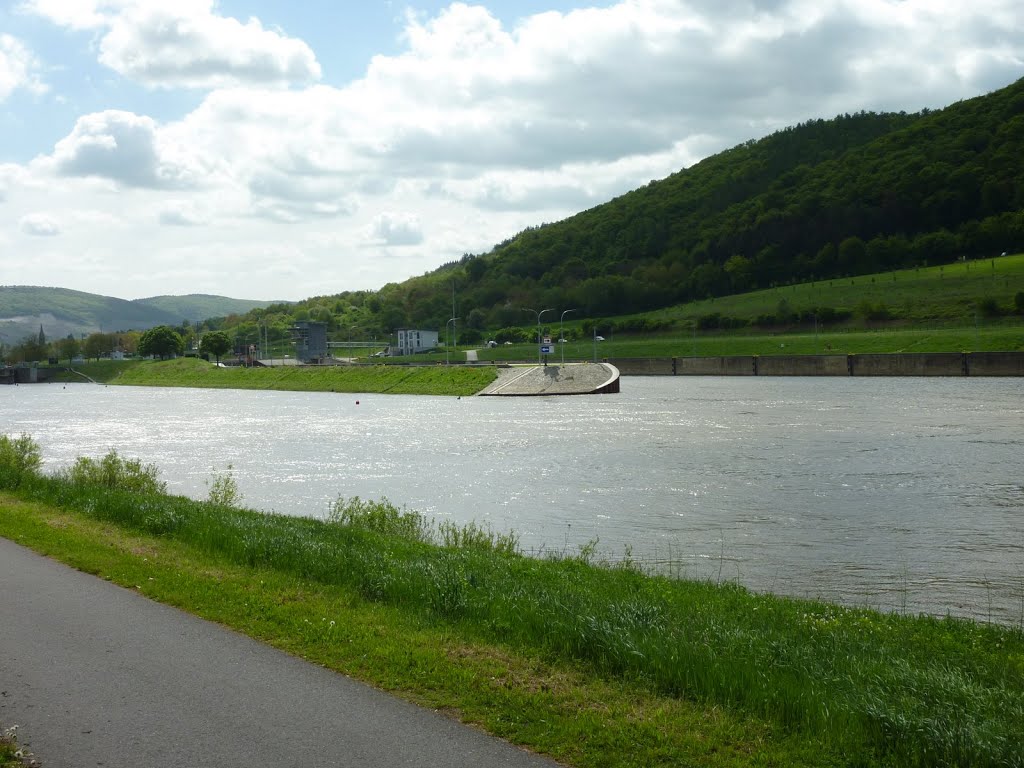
[0,1,1022,302]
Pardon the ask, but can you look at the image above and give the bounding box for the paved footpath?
[0,538,560,768]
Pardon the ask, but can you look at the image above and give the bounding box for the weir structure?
[477,362,620,396]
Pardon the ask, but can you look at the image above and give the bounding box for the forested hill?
[0,286,276,344]
[364,76,1024,332]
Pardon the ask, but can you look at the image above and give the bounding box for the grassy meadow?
[1,437,1022,768]
[654,253,1024,325]
[74,356,498,396]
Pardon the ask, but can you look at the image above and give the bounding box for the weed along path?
[0,538,559,768]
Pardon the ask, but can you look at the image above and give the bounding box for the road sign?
[540,345,553,354]
[542,336,552,344]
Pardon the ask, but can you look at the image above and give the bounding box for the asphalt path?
[0,537,560,767]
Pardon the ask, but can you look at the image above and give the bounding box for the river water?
[2,377,1022,623]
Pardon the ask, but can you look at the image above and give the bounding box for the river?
[2,377,1022,624]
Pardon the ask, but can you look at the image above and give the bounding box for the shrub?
[977,297,1001,318]
[697,312,721,330]
[856,300,892,322]
[329,496,432,543]
[1015,291,1024,315]
[206,464,243,508]
[438,519,519,555]
[0,433,42,489]
[60,449,166,494]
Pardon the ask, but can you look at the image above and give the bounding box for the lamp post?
[559,309,575,366]
[446,317,459,366]
[348,325,358,363]
[522,307,553,366]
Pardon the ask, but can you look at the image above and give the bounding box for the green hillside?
[0,286,279,345]
[134,294,281,323]
[211,77,1024,346]
[386,76,1024,331]
[0,286,178,344]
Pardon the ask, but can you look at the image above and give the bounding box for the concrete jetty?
[478,362,620,396]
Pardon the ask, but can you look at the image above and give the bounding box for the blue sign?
[540,345,554,354]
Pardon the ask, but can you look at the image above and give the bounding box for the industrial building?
[290,322,328,363]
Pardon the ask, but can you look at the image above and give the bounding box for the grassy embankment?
[53,357,497,396]
[1,439,1022,768]
[397,254,1024,362]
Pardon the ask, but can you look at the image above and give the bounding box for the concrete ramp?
[478,362,619,396]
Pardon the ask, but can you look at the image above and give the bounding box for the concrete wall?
[848,353,965,376]
[610,358,675,375]
[608,352,1024,377]
[756,355,849,376]
[966,352,1024,376]
[679,356,757,375]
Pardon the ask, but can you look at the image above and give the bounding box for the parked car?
[595,335,605,341]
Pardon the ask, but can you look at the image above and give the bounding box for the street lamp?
[348,325,358,363]
[560,309,575,366]
[522,308,554,366]
[446,317,459,366]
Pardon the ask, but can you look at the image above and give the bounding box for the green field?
[60,357,497,396]
[652,254,1024,324]
[1,439,1022,768]
[357,255,1024,363]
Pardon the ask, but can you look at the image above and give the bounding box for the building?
[394,329,438,356]
[290,321,328,363]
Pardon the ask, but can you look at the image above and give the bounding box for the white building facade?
[394,329,439,356]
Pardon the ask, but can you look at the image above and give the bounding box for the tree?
[84,332,114,361]
[199,331,232,364]
[56,336,81,364]
[8,334,48,364]
[138,326,184,360]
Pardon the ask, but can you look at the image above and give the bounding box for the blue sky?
[1,1,1021,301]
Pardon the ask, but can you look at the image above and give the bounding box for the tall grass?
[2,437,1022,767]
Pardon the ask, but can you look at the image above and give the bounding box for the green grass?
[111,357,497,396]
[0,494,827,768]
[46,359,144,383]
[652,253,1024,325]
[2,448,1022,768]
[470,324,1024,361]
[469,254,1024,360]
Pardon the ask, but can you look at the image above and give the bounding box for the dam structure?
[477,362,620,396]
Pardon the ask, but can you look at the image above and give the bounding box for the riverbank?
[55,357,498,396]
[0,440,1021,768]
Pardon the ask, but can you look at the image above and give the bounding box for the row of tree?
[1,326,233,366]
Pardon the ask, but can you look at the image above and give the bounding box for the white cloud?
[371,212,424,246]
[20,213,61,236]
[18,0,108,31]
[4,0,1024,301]
[0,34,46,101]
[159,200,208,226]
[49,110,202,188]
[23,0,320,89]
